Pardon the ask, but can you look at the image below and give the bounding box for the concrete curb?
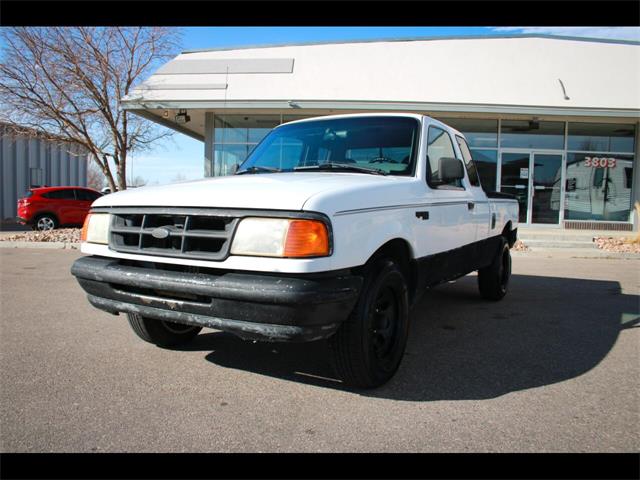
[0,241,80,250]
[512,248,640,260]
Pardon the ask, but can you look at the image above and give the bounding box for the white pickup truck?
[72,113,519,388]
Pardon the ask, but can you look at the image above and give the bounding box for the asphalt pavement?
[0,249,638,452]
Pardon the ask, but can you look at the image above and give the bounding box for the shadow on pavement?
[173,273,639,400]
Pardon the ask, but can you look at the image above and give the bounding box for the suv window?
[455,135,481,187]
[41,189,76,200]
[75,189,101,201]
[426,126,462,188]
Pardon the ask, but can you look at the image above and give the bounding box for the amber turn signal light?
[283,219,330,257]
[80,213,92,242]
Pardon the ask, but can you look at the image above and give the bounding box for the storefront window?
[213,115,281,175]
[564,153,635,222]
[470,149,498,191]
[437,118,498,148]
[500,120,564,149]
[567,123,635,153]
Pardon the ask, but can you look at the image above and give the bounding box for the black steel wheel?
[478,238,511,301]
[329,258,410,388]
[126,313,202,347]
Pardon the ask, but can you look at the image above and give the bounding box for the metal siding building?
[0,124,88,220]
[121,34,640,230]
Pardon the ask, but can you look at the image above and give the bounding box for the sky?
[127,26,640,186]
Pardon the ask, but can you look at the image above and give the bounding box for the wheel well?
[501,221,516,247]
[34,212,59,224]
[360,239,418,304]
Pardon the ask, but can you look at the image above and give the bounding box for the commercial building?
[0,123,88,221]
[121,34,640,230]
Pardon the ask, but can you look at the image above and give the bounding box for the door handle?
[467,202,475,210]
[415,211,429,220]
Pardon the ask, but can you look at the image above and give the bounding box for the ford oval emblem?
[151,227,170,239]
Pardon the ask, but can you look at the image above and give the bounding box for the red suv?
[17,186,103,231]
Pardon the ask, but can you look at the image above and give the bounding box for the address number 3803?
[584,156,616,168]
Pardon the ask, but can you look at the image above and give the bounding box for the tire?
[329,258,410,388]
[478,238,511,301]
[33,214,58,231]
[126,313,202,347]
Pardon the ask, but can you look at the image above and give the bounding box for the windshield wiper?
[235,166,282,175]
[294,163,387,176]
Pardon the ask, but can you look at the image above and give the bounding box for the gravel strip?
[513,240,529,252]
[594,236,640,254]
[0,228,81,243]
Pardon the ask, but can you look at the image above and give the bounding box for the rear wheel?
[126,313,202,347]
[329,258,410,388]
[33,214,58,231]
[478,239,511,301]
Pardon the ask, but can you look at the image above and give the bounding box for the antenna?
[558,78,570,100]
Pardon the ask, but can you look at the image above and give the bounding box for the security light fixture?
[288,101,301,109]
[175,109,191,124]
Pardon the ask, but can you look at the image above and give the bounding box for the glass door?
[500,152,530,223]
[530,153,563,224]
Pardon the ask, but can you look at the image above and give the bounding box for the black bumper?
[71,256,362,342]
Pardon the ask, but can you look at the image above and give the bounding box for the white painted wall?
[126,37,640,112]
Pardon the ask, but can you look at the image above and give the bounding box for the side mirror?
[439,157,465,183]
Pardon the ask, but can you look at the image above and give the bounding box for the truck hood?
[93,172,412,212]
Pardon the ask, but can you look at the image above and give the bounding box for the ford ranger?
[71,113,519,388]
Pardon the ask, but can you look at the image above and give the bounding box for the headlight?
[230,217,330,258]
[81,213,110,244]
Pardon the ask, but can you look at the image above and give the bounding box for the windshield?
[237,116,420,176]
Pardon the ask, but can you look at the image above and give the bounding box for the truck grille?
[108,209,239,261]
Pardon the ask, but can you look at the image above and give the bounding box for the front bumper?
[71,256,362,342]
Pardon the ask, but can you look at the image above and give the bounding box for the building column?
[204,112,214,177]
[633,121,640,231]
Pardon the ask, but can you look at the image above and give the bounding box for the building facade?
[0,123,89,220]
[121,34,640,230]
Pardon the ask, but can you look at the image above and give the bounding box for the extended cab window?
[455,135,481,187]
[426,126,463,189]
[239,116,419,176]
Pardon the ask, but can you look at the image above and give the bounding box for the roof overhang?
[123,99,640,119]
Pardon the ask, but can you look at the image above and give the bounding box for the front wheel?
[478,239,511,301]
[329,258,410,388]
[126,313,202,347]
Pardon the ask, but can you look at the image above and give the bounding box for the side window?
[426,126,462,188]
[42,189,75,200]
[75,189,102,201]
[455,135,481,187]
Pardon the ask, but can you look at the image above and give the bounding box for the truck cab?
[71,113,519,388]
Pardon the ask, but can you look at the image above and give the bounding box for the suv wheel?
[329,258,410,388]
[33,214,58,231]
[478,238,511,301]
[126,313,202,347]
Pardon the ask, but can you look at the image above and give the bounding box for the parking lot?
[0,248,638,452]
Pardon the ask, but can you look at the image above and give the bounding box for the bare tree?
[0,27,181,191]
[87,159,106,191]
[170,172,188,183]
[129,175,148,188]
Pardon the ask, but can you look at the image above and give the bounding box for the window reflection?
[500,120,564,149]
[437,118,498,148]
[564,153,634,221]
[567,123,635,153]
